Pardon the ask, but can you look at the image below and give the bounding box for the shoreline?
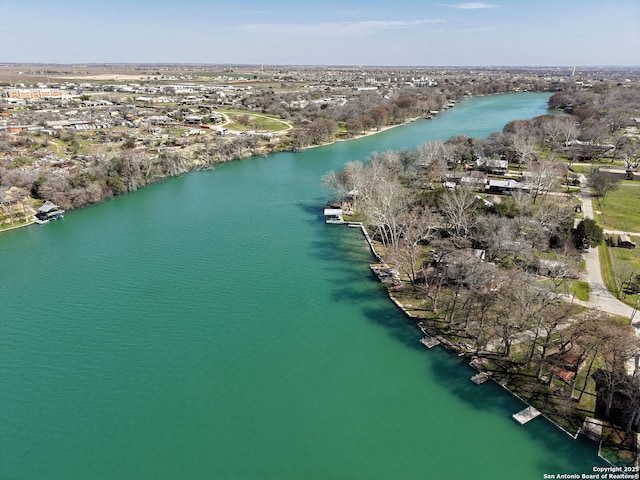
[295,117,423,152]
[296,95,471,152]
[1,106,453,234]
[351,220,615,466]
[0,220,35,233]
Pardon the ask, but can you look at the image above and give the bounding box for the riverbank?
[295,115,432,152]
[0,219,35,232]
[2,92,609,479]
[299,100,462,152]
[1,102,455,235]
[352,219,635,467]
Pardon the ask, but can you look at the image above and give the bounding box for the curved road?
[577,175,636,322]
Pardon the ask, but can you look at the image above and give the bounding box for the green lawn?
[570,280,590,301]
[597,183,640,232]
[599,237,640,307]
[570,164,596,175]
[610,236,640,307]
[224,113,290,132]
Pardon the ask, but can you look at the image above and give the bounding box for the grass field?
[222,112,290,133]
[596,183,640,232]
[570,280,590,301]
[599,236,640,307]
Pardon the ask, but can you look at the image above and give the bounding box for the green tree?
[30,175,46,199]
[575,218,603,248]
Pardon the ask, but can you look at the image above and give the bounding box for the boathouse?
[35,201,64,223]
[323,208,344,224]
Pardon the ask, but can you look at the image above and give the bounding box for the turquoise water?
[0,93,604,479]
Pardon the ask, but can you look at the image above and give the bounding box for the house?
[487,179,530,194]
[538,259,577,278]
[619,235,637,249]
[596,167,627,180]
[184,115,203,125]
[210,113,225,124]
[459,175,488,189]
[323,208,343,224]
[476,157,508,175]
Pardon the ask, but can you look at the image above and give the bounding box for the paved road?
[577,175,637,323]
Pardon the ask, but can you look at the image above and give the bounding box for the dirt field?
[0,64,260,84]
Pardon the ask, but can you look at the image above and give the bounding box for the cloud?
[453,3,498,9]
[241,19,444,37]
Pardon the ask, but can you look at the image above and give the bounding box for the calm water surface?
[0,93,604,479]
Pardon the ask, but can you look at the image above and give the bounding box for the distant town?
[1,63,638,223]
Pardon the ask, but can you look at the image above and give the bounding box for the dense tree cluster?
[324,80,640,433]
[549,84,640,162]
[1,134,265,210]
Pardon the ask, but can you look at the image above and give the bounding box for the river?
[0,93,605,479]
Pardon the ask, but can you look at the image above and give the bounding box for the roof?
[38,200,60,213]
[323,208,343,216]
[488,179,529,190]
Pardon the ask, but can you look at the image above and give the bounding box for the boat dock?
[470,372,491,385]
[370,263,401,286]
[420,336,441,349]
[578,417,604,442]
[512,406,541,425]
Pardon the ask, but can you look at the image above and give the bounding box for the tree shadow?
[296,197,334,226]
[360,305,425,350]
[425,351,605,468]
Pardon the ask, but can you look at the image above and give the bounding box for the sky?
[2,0,639,66]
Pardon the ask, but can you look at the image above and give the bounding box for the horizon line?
[1,62,639,70]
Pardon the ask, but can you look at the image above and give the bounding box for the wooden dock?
[578,417,604,442]
[470,372,491,385]
[370,264,401,286]
[512,406,541,425]
[420,336,441,349]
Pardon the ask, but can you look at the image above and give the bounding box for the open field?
[0,64,276,85]
[594,183,640,233]
[222,111,291,133]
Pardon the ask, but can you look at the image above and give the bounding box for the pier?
[420,336,441,349]
[512,406,541,425]
[370,263,401,286]
[471,372,491,384]
[578,417,604,442]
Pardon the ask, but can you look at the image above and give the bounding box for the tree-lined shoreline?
[323,81,640,465]
[2,65,588,226]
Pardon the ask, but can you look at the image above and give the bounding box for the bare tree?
[439,185,477,237]
[415,140,449,183]
[591,170,621,212]
[511,130,538,165]
[369,105,389,130]
[345,118,364,138]
[534,301,575,381]
[620,138,640,170]
[596,320,639,418]
[615,261,638,300]
[568,310,606,401]
[526,158,559,204]
[361,174,411,260]
[395,207,437,286]
[399,149,419,174]
[322,160,367,209]
[545,116,578,149]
